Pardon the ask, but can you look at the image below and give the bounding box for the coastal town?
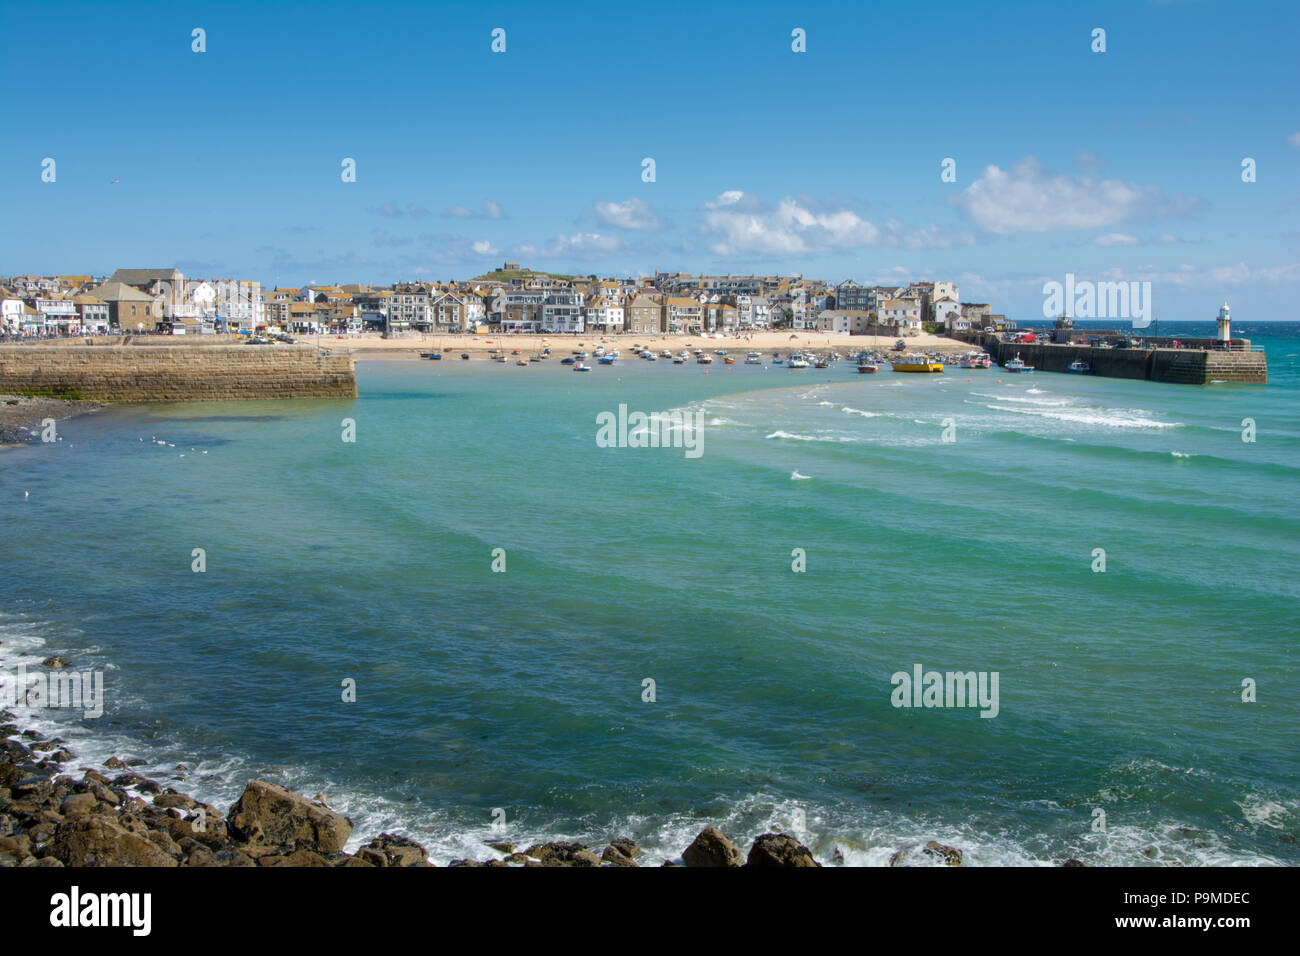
[1,265,1007,339]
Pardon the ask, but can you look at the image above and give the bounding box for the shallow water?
[2,321,1296,865]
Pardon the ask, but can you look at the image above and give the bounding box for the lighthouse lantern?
[1216,302,1231,343]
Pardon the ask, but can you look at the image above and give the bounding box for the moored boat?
[891,353,944,373]
[1068,359,1091,374]
[574,362,591,372]
[1004,353,1034,373]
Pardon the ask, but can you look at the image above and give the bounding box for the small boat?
[788,355,809,369]
[715,350,728,356]
[660,350,673,358]
[598,353,617,365]
[560,356,577,365]
[645,352,657,361]
[891,354,944,373]
[1068,360,1091,374]
[745,352,762,365]
[1004,353,1034,373]
[494,354,508,363]
[460,353,470,360]
[419,352,442,360]
[814,357,830,369]
[516,358,529,366]
[672,354,687,364]
[574,363,592,372]
[724,356,735,365]
[856,362,880,373]
[697,354,713,364]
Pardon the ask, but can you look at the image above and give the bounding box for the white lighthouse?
[1216,302,1231,343]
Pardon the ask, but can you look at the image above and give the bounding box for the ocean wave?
[765,430,856,443]
[984,403,1181,430]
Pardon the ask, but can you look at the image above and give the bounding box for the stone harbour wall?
[0,344,357,401]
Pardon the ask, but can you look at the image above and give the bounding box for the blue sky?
[2,0,1297,320]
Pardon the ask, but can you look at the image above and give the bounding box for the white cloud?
[471,240,499,256]
[1094,232,1139,246]
[593,198,663,231]
[955,157,1202,235]
[513,233,622,260]
[698,191,970,256]
[442,201,506,220]
[1288,131,1300,149]
[700,191,879,256]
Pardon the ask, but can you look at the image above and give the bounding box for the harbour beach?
[325,330,973,360]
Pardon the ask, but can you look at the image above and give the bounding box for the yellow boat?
[890,353,944,373]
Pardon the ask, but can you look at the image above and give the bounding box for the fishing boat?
[745,352,762,364]
[1004,353,1033,373]
[697,354,713,364]
[494,354,508,363]
[598,352,617,365]
[814,356,831,369]
[574,363,592,372]
[672,354,686,364]
[958,351,981,369]
[1068,360,1091,374]
[660,350,673,358]
[788,354,809,369]
[560,356,577,365]
[724,356,736,365]
[856,360,880,373]
[891,353,944,373]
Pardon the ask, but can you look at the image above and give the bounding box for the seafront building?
[1,264,989,338]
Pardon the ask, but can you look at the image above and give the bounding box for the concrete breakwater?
[0,342,356,402]
[952,333,1267,385]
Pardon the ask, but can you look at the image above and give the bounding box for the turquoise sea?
[2,321,1297,865]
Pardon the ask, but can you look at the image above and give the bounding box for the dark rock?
[601,844,637,867]
[102,757,128,771]
[226,780,352,853]
[50,817,179,867]
[41,657,69,669]
[922,841,962,866]
[184,846,256,867]
[1062,858,1090,867]
[522,841,601,867]
[60,793,98,818]
[258,848,331,867]
[889,849,908,866]
[486,841,515,854]
[609,837,641,859]
[357,833,429,867]
[154,791,198,811]
[683,826,744,867]
[744,833,820,867]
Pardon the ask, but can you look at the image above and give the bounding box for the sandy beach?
[312,330,975,360]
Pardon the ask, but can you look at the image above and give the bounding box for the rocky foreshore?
[0,395,103,446]
[1,716,1003,867]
